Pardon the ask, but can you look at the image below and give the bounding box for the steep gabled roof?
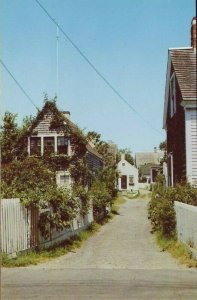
[135,151,164,168]
[86,143,103,160]
[163,47,197,129]
[169,48,196,100]
[30,101,103,161]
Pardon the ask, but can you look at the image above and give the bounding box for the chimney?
[191,17,196,48]
[62,111,70,120]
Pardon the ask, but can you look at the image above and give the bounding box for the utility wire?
[35,0,162,135]
[0,59,39,111]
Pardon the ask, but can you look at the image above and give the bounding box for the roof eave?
[163,52,172,130]
[181,98,197,108]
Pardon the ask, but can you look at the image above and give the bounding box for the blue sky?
[1,0,195,153]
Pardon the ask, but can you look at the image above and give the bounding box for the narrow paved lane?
[30,198,183,269]
[2,197,197,299]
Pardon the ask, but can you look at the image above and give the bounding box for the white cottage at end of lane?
[117,153,139,191]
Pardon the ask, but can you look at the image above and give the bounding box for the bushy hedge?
[148,182,197,237]
[90,180,112,220]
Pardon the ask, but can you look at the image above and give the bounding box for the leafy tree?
[1,98,119,236]
[159,141,167,151]
[117,148,134,165]
[159,140,167,164]
[86,131,118,199]
[86,131,101,145]
[0,112,19,164]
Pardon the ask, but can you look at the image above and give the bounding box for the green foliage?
[1,157,56,199]
[90,180,112,219]
[159,140,167,164]
[86,130,118,199]
[72,184,91,216]
[159,141,167,151]
[1,98,119,239]
[148,185,176,237]
[148,182,197,238]
[156,232,197,268]
[38,187,79,238]
[171,183,197,206]
[117,148,134,165]
[86,131,101,144]
[0,112,19,164]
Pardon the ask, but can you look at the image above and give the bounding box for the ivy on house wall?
[1,96,117,237]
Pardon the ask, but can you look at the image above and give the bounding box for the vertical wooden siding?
[1,199,29,254]
[0,199,38,254]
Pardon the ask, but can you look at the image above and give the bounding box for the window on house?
[129,175,134,186]
[122,163,125,166]
[59,174,70,187]
[57,137,68,154]
[170,74,176,117]
[44,137,54,155]
[30,137,41,156]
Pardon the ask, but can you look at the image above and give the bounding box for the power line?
[0,59,39,111]
[35,0,162,135]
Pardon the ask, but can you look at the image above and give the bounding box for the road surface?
[2,197,197,299]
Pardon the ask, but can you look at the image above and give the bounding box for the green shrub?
[90,180,112,219]
[148,182,197,238]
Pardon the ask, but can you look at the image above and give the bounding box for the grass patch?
[126,190,151,200]
[126,191,140,199]
[1,195,126,268]
[156,231,197,268]
[111,194,126,215]
[1,222,101,268]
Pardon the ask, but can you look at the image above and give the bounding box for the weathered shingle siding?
[86,153,103,170]
[33,110,56,135]
[167,71,186,183]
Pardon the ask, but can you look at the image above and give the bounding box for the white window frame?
[56,171,71,188]
[28,135,71,156]
[129,175,134,186]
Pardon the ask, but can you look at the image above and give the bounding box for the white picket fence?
[1,198,94,254]
[0,198,30,254]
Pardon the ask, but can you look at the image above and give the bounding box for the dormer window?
[57,136,68,154]
[44,137,55,155]
[170,73,176,117]
[30,137,41,156]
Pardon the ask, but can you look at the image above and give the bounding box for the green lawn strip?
[126,190,151,200]
[156,231,197,268]
[2,195,125,268]
[1,222,100,268]
[111,194,126,215]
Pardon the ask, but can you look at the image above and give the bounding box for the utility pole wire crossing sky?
[0,59,39,111]
[35,0,162,135]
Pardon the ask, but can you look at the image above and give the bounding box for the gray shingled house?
[27,101,103,188]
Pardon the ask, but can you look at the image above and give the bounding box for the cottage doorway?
[121,175,127,189]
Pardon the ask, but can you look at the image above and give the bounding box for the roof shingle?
[169,48,197,100]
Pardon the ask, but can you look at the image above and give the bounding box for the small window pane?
[59,175,70,187]
[129,176,134,186]
[44,137,54,155]
[57,137,68,154]
[30,137,41,156]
